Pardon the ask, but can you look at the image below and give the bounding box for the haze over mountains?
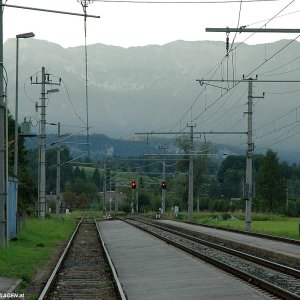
[4,38,300,161]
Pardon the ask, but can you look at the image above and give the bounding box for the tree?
[7,112,36,213]
[92,168,101,188]
[256,149,285,213]
[218,155,245,184]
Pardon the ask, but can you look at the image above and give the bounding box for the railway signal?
[162,180,166,190]
[131,181,137,189]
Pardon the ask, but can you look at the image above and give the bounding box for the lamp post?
[14,33,34,178]
[14,31,34,231]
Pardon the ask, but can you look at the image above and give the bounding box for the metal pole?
[114,175,118,214]
[245,79,253,231]
[56,122,61,215]
[79,0,90,159]
[131,189,134,214]
[14,37,19,228]
[162,159,166,213]
[103,160,106,215]
[39,67,46,219]
[14,34,34,216]
[136,171,139,214]
[109,172,112,214]
[188,124,195,222]
[14,38,19,179]
[4,73,8,245]
[0,0,7,247]
[286,179,289,212]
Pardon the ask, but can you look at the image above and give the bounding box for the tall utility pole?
[114,159,118,215]
[32,67,60,219]
[78,0,93,159]
[245,78,265,230]
[198,78,298,230]
[0,0,6,247]
[159,145,169,213]
[39,67,46,219]
[136,169,139,214]
[188,124,196,222]
[103,160,107,215]
[56,122,61,215]
[245,79,254,231]
[162,159,166,213]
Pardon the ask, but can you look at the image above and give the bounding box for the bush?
[221,213,231,220]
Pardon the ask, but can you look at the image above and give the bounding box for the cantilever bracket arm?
[197,79,229,91]
[206,28,300,33]
[1,4,100,18]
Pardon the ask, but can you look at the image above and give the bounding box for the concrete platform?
[0,277,21,293]
[160,219,300,260]
[98,220,270,300]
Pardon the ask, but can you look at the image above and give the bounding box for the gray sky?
[4,0,300,48]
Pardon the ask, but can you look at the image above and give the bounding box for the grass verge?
[0,215,76,286]
[164,211,300,240]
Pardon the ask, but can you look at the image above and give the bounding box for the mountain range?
[4,38,300,162]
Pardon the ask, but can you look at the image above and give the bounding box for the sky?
[4,0,300,48]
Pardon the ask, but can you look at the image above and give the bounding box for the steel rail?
[125,218,300,300]
[38,217,83,300]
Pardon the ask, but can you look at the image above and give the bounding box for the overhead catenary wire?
[244,7,300,27]
[255,120,300,140]
[256,122,300,149]
[151,0,293,140]
[255,105,300,131]
[260,67,300,77]
[257,54,300,75]
[92,0,276,3]
[264,87,300,94]
[57,76,87,126]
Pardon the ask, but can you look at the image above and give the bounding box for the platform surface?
[0,277,21,293]
[98,220,270,300]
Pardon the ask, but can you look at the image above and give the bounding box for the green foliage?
[7,112,36,213]
[174,139,218,209]
[218,155,245,184]
[0,216,76,286]
[92,168,101,188]
[26,147,74,195]
[137,192,151,212]
[26,146,103,211]
[166,211,299,239]
[63,180,99,210]
[286,199,300,217]
[256,149,286,213]
[172,173,188,210]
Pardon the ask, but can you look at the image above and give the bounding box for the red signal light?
[131,181,137,189]
[162,180,166,190]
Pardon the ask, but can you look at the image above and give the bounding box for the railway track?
[38,217,125,300]
[126,216,300,300]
